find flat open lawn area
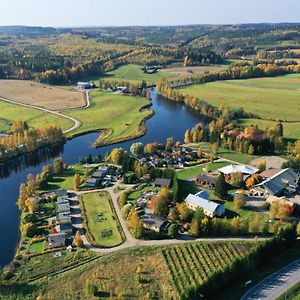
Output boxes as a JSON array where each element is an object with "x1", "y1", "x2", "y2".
[
  {"x1": 82, "y1": 192, "x2": 123, "y2": 247},
  {"x1": 163, "y1": 63, "x2": 227, "y2": 78},
  {"x1": 0, "y1": 80, "x2": 85, "y2": 110},
  {"x1": 180, "y1": 74, "x2": 300, "y2": 134},
  {"x1": 41, "y1": 165, "x2": 88, "y2": 191},
  {"x1": 101, "y1": 64, "x2": 173, "y2": 84},
  {"x1": 0, "y1": 100, "x2": 73, "y2": 133},
  {"x1": 65, "y1": 90, "x2": 153, "y2": 144}
]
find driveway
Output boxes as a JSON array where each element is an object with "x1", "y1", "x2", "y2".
[{"x1": 242, "y1": 259, "x2": 300, "y2": 300}]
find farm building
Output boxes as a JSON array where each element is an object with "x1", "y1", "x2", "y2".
[
  {"x1": 218, "y1": 164, "x2": 259, "y2": 182},
  {"x1": 196, "y1": 174, "x2": 216, "y2": 188},
  {"x1": 252, "y1": 168, "x2": 299, "y2": 197},
  {"x1": 185, "y1": 194, "x2": 225, "y2": 217},
  {"x1": 76, "y1": 82, "x2": 95, "y2": 89},
  {"x1": 154, "y1": 178, "x2": 171, "y2": 188}
]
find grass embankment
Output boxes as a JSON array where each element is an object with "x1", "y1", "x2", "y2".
[
  {"x1": 0, "y1": 100, "x2": 73, "y2": 133},
  {"x1": 180, "y1": 74, "x2": 300, "y2": 139},
  {"x1": 81, "y1": 192, "x2": 123, "y2": 247},
  {"x1": 64, "y1": 90, "x2": 153, "y2": 145},
  {"x1": 277, "y1": 281, "x2": 300, "y2": 300}
]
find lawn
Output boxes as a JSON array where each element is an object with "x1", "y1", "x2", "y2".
[
  {"x1": 0, "y1": 100, "x2": 73, "y2": 133},
  {"x1": 177, "y1": 161, "x2": 230, "y2": 180},
  {"x1": 28, "y1": 241, "x2": 45, "y2": 253},
  {"x1": 41, "y1": 165, "x2": 90, "y2": 191},
  {"x1": 127, "y1": 186, "x2": 160, "y2": 203},
  {"x1": 0, "y1": 80, "x2": 85, "y2": 110},
  {"x1": 64, "y1": 90, "x2": 153, "y2": 144},
  {"x1": 100, "y1": 64, "x2": 173, "y2": 84},
  {"x1": 180, "y1": 74, "x2": 300, "y2": 138},
  {"x1": 82, "y1": 192, "x2": 123, "y2": 247}
]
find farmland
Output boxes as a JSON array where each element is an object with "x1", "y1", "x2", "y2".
[
  {"x1": 161, "y1": 242, "x2": 255, "y2": 297},
  {"x1": 64, "y1": 90, "x2": 153, "y2": 144},
  {"x1": 0, "y1": 80, "x2": 85, "y2": 110},
  {"x1": 84, "y1": 64, "x2": 173, "y2": 85},
  {"x1": 180, "y1": 74, "x2": 300, "y2": 139},
  {"x1": 81, "y1": 192, "x2": 123, "y2": 247},
  {"x1": 0, "y1": 100, "x2": 73, "y2": 133}
]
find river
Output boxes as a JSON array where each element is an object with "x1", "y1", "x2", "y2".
[{"x1": 0, "y1": 89, "x2": 207, "y2": 267}]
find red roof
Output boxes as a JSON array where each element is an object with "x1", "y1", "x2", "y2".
[{"x1": 260, "y1": 168, "x2": 282, "y2": 178}]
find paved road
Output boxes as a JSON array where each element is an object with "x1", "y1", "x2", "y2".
[
  {"x1": 242, "y1": 259, "x2": 300, "y2": 300},
  {"x1": 0, "y1": 90, "x2": 90, "y2": 134}
]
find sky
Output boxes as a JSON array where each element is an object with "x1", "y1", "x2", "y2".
[{"x1": 0, "y1": 0, "x2": 299, "y2": 27}]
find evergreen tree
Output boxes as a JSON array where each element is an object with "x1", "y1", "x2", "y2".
[{"x1": 214, "y1": 174, "x2": 228, "y2": 199}]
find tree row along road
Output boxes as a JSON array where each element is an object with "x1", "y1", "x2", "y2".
[{"x1": 0, "y1": 90, "x2": 90, "y2": 134}]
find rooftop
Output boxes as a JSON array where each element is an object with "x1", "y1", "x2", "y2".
[
  {"x1": 218, "y1": 164, "x2": 258, "y2": 175},
  {"x1": 186, "y1": 194, "x2": 222, "y2": 213},
  {"x1": 154, "y1": 178, "x2": 171, "y2": 188}
]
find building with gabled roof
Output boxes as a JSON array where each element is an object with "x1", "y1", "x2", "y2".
[{"x1": 185, "y1": 194, "x2": 225, "y2": 218}]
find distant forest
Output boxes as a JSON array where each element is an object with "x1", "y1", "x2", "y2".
[{"x1": 0, "y1": 23, "x2": 300, "y2": 84}]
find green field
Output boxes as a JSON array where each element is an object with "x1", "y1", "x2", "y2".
[
  {"x1": 181, "y1": 74, "x2": 300, "y2": 139},
  {"x1": 82, "y1": 192, "x2": 123, "y2": 247},
  {"x1": 177, "y1": 161, "x2": 230, "y2": 180},
  {"x1": 102, "y1": 64, "x2": 173, "y2": 84},
  {"x1": 65, "y1": 90, "x2": 152, "y2": 144},
  {"x1": 41, "y1": 165, "x2": 88, "y2": 191},
  {"x1": 0, "y1": 100, "x2": 73, "y2": 133}
]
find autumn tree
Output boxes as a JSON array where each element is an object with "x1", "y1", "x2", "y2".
[
  {"x1": 257, "y1": 160, "x2": 267, "y2": 173},
  {"x1": 53, "y1": 157, "x2": 64, "y2": 174},
  {"x1": 190, "y1": 217, "x2": 201, "y2": 237},
  {"x1": 231, "y1": 216, "x2": 240, "y2": 234},
  {"x1": 130, "y1": 143, "x2": 144, "y2": 157},
  {"x1": 249, "y1": 215, "x2": 261, "y2": 233},
  {"x1": 74, "y1": 174, "x2": 81, "y2": 191},
  {"x1": 176, "y1": 203, "x2": 192, "y2": 222},
  {"x1": 74, "y1": 230, "x2": 84, "y2": 248},
  {"x1": 230, "y1": 172, "x2": 244, "y2": 188},
  {"x1": 184, "y1": 129, "x2": 192, "y2": 144},
  {"x1": 165, "y1": 137, "x2": 174, "y2": 150},
  {"x1": 18, "y1": 183, "x2": 29, "y2": 209},
  {"x1": 25, "y1": 198, "x2": 38, "y2": 213},
  {"x1": 127, "y1": 209, "x2": 144, "y2": 238},
  {"x1": 234, "y1": 193, "x2": 247, "y2": 210}
]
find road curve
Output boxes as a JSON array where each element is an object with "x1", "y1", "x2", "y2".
[
  {"x1": 72, "y1": 183, "x2": 267, "y2": 255},
  {"x1": 242, "y1": 259, "x2": 300, "y2": 300},
  {"x1": 0, "y1": 91, "x2": 91, "y2": 134}
]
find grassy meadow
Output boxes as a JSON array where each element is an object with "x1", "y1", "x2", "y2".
[
  {"x1": 180, "y1": 74, "x2": 300, "y2": 139},
  {"x1": 0, "y1": 100, "x2": 73, "y2": 133},
  {"x1": 81, "y1": 192, "x2": 123, "y2": 247},
  {"x1": 65, "y1": 90, "x2": 153, "y2": 144}
]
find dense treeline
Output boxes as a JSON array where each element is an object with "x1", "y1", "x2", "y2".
[{"x1": 0, "y1": 121, "x2": 64, "y2": 162}]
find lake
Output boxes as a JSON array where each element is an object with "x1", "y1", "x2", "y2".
[{"x1": 0, "y1": 89, "x2": 207, "y2": 266}]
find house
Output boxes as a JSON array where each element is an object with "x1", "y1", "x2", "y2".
[
  {"x1": 92, "y1": 171, "x2": 104, "y2": 179},
  {"x1": 195, "y1": 190, "x2": 209, "y2": 199},
  {"x1": 140, "y1": 214, "x2": 170, "y2": 233},
  {"x1": 46, "y1": 233, "x2": 66, "y2": 249},
  {"x1": 86, "y1": 178, "x2": 99, "y2": 188},
  {"x1": 57, "y1": 203, "x2": 70, "y2": 214},
  {"x1": 56, "y1": 190, "x2": 68, "y2": 199},
  {"x1": 196, "y1": 174, "x2": 217, "y2": 188},
  {"x1": 253, "y1": 168, "x2": 299, "y2": 197},
  {"x1": 116, "y1": 86, "x2": 130, "y2": 94},
  {"x1": 76, "y1": 82, "x2": 95, "y2": 90},
  {"x1": 154, "y1": 178, "x2": 171, "y2": 188},
  {"x1": 98, "y1": 166, "x2": 109, "y2": 175},
  {"x1": 185, "y1": 194, "x2": 225, "y2": 217},
  {"x1": 58, "y1": 222, "x2": 73, "y2": 234},
  {"x1": 260, "y1": 168, "x2": 282, "y2": 179}
]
